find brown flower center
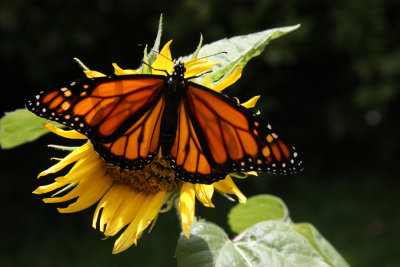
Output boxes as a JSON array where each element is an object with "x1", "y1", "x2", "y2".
[{"x1": 105, "y1": 157, "x2": 182, "y2": 193}]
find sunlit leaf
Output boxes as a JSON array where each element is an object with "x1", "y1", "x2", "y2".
[
  {"x1": 180, "y1": 25, "x2": 300, "y2": 84},
  {"x1": 293, "y1": 223, "x2": 350, "y2": 267},
  {"x1": 176, "y1": 221, "x2": 329, "y2": 267},
  {"x1": 0, "y1": 109, "x2": 60, "y2": 149},
  {"x1": 228, "y1": 194, "x2": 288, "y2": 234}
]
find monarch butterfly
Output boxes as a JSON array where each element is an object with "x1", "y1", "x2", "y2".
[{"x1": 26, "y1": 62, "x2": 303, "y2": 184}]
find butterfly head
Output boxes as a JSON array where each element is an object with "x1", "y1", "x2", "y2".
[
  {"x1": 166, "y1": 62, "x2": 188, "y2": 95},
  {"x1": 172, "y1": 62, "x2": 186, "y2": 78}
]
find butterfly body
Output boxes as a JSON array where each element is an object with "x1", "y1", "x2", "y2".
[
  {"x1": 26, "y1": 63, "x2": 303, "y2": 184},
  {"x1": 159, "y1": 63, "x2": 188, "y2": 156}
]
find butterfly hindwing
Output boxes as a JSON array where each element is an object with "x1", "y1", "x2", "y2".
[
  {"x1": 93, "y1": 95, "x2": 165, "y2": 169},
  {"x1": 169, "y1": 100, "x2": 227, "y2": 184}
]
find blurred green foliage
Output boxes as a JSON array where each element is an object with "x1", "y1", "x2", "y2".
[{"x1": 1, "y1": 0, "x2": 399, "y2": 266}]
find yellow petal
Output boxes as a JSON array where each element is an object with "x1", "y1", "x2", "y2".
[
  {"x1": 211, "y1": 66, "x2": 243, "y2": 92},
  {"x1": 112, "y1": 190, "x2": 166, "y2": 254},
  {"x1": 93, "y1": 184, "x2": 128, "y2": 231},
  {"x1": 241, "y1": 95, "x2": 260, "y2": 109},
  {"x1": 42, "y1": 187, "x2": 80, "y2": 204},
  {"x1": 112, "y1": 63, "x2": 140, "y2": 75},
  {"x1": 58, "y1": 173, "x2": 113, "y2": 213},
  {"x1": 134, "y1": 190, "x2": 166, "y2": 237},
  {"x1": 55, "y1": 152, "x2": 101, "y2": 184},
  {"x1": 43, "y1": 123, "x2": 87, "y2": 139},
  {"x1": 195, "y1": 184, "x2": 215, "y2": 208},
  {"x1": 244, "y1": 171, "x2": 258, "y2": 176},
  {"x1": 83, "y1": 70, "x2": 106, "y2": 78},
  {"x1": 38, "y1": 142, "x2": 92, "y2": 178},
  {"x1": 151, "y1": 40, "x2": 174, "y2": 75},
  {"x1": 178, "y1": 183, "x2": 195, "y2": 238},
  {"x1": 214, "y1": 175, "x2": 247, "y2": 203},
  {"x1": 184, "y1": 59, "x2": 218, "y2": 78},
  {"x1": 111, "y1": 197, "x2": 148, "y2": 253},
  {"x1": 104, "y1": 189, "x2": 147, "y2": 236},
  {"x1": 42, "y1": 162, "x2": 106, "y2": 204},
  {"x1": 33, "y1": 181, "x2": 66, "y2": 194}
]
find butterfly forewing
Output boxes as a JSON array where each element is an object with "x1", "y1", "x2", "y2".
[{"x1": 26, "y1": 75, "x2": 166, "y2": 170}]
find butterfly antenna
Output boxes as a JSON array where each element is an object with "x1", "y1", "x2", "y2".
[
  {"x1": 185, "y1": 51, "x2": 228, "y2": 80},
  {"x1": 191, "y1": 51, "x2": 228, "y2": 63},
  {"x1": 141, "y1": 60, "x2": 169, "y2": 76},
  {"x1": 186, "y1": 70, "x2": 213, "y2": 80},
  {"x1": 149, "y1": 49, "x2": 174, "y2": 63}
]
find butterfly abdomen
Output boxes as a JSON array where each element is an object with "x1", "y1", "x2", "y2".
[{"x1": 160, "y1": 96, "x2": 180, "y2": 156}]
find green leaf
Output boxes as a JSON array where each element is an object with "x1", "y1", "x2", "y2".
[
  {"x1": 293, "y1": 223, "x2": 350, "y2": 267},
  {"x1": 176, "y1": 221, "x2": 329, "y2": 267},
  {"x1": 0, "y1": 109, "x2": 58, "y2": 149},
  {"x1": 176, "y1": 221, "x2": 244, "y2": 267},
  {"x1": 228, "y1": 194, "x2": 288, "y2": 234},
  {"x1": 180, "y1": 24, "x2": 300, "y2": 83}
]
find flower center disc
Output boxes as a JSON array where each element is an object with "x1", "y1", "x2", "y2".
[{"x1": 105, "y1": 157, "x2": 182, "y2": 193}]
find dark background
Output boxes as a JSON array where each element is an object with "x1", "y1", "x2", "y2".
[{"x1": 1, "y1": 0, "x2": 399, "y2": 266}]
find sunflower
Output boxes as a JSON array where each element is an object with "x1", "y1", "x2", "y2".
[{"x1": 33, "y1": 41, "x2": 259, "y2": 254}]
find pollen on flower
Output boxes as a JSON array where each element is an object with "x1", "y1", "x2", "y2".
[{"x1": 105, "y1": 157, "x2": 182, "y2": 193}]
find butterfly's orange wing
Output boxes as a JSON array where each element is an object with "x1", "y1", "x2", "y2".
[
  {"x1": 169, "y1": 83, "x2": 303, "y2": 183},
  {"x1": 26, "y1": 75, "x2": 166, "y2": 169},
  {"x1": 93, "y1": 94, "x2": 165, "y2": 169},
  {"x1": 170, "y1": 100, "x2": 227, "y2": 183}
]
